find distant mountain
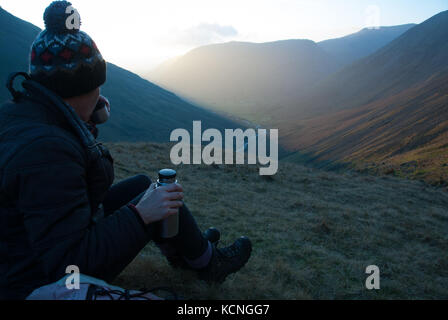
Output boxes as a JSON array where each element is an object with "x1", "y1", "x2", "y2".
[
  {"x1": 0, "y1": 7, "x2": 239, "y2": 143},
  {"x1": 149, "y1": 25, "x2": 413, "y2": 123},
  {"x1": 279, "y1": 12, "x2": 448, "y2": 121},
  {"x1": 149, "y1": 40, "x2": 341, "y2": 122},
  {"x1": 318, "y1": 24, "x2": 415, "y2": 67},
  {"x1": 281, "y1": 11, "x2": 448, "y2": 184}
]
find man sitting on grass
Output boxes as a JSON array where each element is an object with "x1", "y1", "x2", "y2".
[{"x1": 0, "y1": 1, "x2": 252, "y2": 300}]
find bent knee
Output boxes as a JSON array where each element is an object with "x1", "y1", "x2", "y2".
[{"x1": 134, "y1": 174, "x2": 152, "y2": 190}]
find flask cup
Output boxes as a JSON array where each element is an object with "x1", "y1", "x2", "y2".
[{"x1": 157, "y1": 169, "x2": 179, "y2": 239}]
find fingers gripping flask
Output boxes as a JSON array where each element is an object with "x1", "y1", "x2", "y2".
[{"x1": 157, "y1": 169, "x2": 180, "y2": 238}]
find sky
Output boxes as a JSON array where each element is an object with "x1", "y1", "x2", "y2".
[{"x1": 1, "y1": 0, "x2": 447, "y2": 75}]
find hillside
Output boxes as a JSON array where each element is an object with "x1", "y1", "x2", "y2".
[
  {"x1": 318, "y1": 24, "x2": 415, "y2": 67},
  {"x1": 106, "y1": 142, "x2": 448, "y2": 299},
  {"x1": 0, "y1": 7, "x2": 239, "y2": 143},
  {"x1": 279, "y1": 11, "x2": 448, "y2": 185},
  {"x1": 283, "y1": 73, "x2": 448, "y2": 183},
  {"x1": 0, "y1": 6, "x2": 41, "y2": 100}
]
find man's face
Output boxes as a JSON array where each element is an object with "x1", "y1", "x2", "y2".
[
  {"x1": 62, "y1": 87, "x2": 103, "y2": 122},
  {"x1": 91, "y1": 87, "x2": 101, "y2": 113}
]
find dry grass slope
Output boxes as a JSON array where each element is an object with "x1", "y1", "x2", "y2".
[
  {"x1": 107, "y1": 142, "x2": 448, "y2": 300},
  {"x1": 282, "y1": 73, "x2": 448, "y2": 186}
]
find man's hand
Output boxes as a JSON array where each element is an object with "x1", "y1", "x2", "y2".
[{"x1": 135, "y1": 183, "x2": 184, "y2": 225}]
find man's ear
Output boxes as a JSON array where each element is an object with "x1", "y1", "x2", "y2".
[{"x1": 90, "y1": 95, "x2": 111, "y2": 125}]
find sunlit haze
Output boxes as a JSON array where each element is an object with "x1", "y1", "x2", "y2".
[{"x1": 1, "y1": 0, "x2": 447, "y2": 75}]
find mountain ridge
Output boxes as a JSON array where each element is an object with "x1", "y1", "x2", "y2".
[
  {"x1": 149, "y1": 24, "x2": 415, "y2": 123},
  {"x1": 279, "y1": 10, "x2": 448, "y2": 121},
  {"x1": 318, "y1": 24, "x2": 416, "y2": 67}
]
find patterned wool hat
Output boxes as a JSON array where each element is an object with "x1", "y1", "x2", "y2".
[{"x1": 29, "y1": 1, "x2": 106, "y2": 98}]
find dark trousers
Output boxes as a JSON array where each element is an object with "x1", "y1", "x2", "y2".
[{"x1": 102, "y1": 175, "x2": 208, "y2": 260}]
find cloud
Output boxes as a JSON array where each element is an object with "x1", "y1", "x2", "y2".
[
  {"x1": 194, "y1": 23, "x2": 239, "y2": 38},
  {"x1": 174, "y1": 23, "x2": 239, "y2": 46}
]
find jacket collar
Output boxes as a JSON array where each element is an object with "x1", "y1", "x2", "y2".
[
  {"x1": 22, "y1": 79, "x2": 105, "y2": 165},
  {"x1": 22, "y1": 79, "x2": 97, "y2": 148},
  {"x1": 6, "y1": 72, "x2": 104, "y2": 161}
]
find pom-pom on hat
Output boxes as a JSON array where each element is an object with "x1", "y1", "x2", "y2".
[
  {"x1": 29, "y1": 1, "x2": 106, "y2": 98},
  {"x1": 43, "y1": 0, "x2": 81, "y2": 34}
]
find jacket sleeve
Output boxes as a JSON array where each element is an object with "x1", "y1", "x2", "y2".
[{"x1": 7, "y1": 136, "x2": 151, "y2": 282}]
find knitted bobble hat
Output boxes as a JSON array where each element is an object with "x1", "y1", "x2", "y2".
[{"x1": 29, "y1": 1, "x2": 106, "y2": 98}]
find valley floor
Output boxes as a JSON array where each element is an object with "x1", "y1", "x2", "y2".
[{"x1": 108, "y1": 142, "x2": 448, "y2": 299}]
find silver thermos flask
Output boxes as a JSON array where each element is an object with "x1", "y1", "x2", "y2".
[{"x1": 157, "y1": 169, "x2": 180, "y2": 238}]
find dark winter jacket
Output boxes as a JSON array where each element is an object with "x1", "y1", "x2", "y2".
[{"x1": 0, "y1": 74, "x2": 151, "y2": 300}]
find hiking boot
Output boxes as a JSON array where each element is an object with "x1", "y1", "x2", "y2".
[
  {"x1": 167, "y1": 228, "x2": 221, "y2": 269},
  {"x1": 197, "y1": 236, "x2": 252, "y2": 284}
]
